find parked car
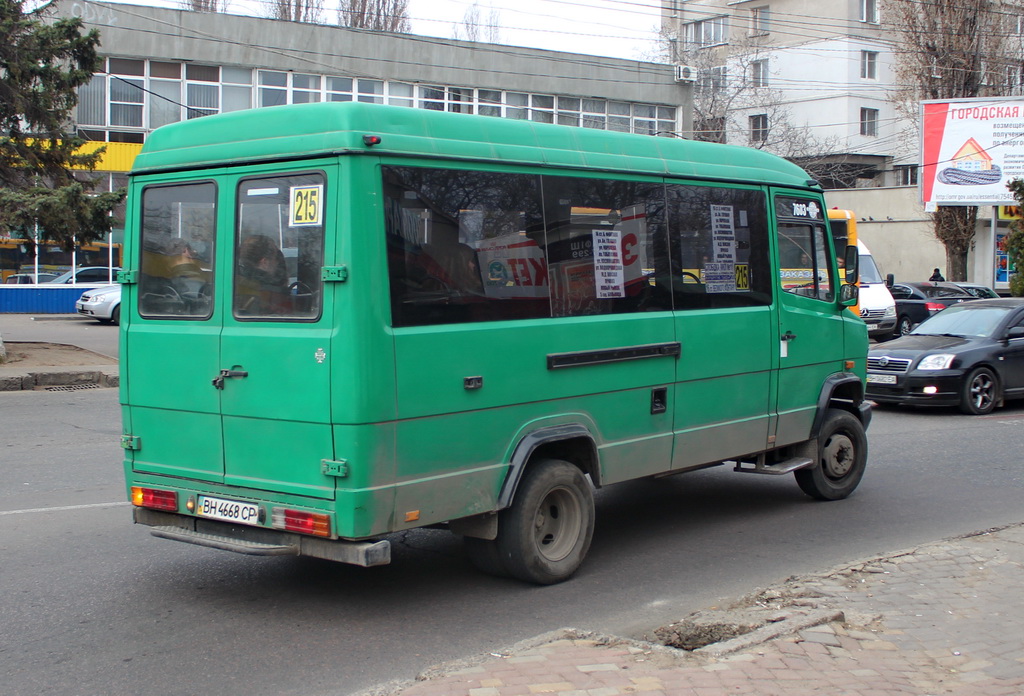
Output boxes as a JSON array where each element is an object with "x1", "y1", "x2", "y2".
[
  {"x1": 75, "y1": 284, "x2": 121, "y2": 324},
  {"x1": 3, "y1": 272, "x2": 59, "y2": 284},
  {"x1": 46, "y1": 266, "x2": 121, "y2": 285},
  {"x1": 954, "y1": 282, "x2": 1000, "y2": 299},
  {"x1": 866, "y1": 298, "x2": 1024, "y2": 415},
  {"x1": 888, "y1": 281, "x2": 977, "y2": 337}
]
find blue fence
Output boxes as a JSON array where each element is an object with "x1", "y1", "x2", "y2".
[{"x1": 0, "y1": 287, "x2": 93, "y2": 314}]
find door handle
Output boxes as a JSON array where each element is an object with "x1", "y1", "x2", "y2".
[
  {"x1": 212, "y1": 369, "x2": 249, "y2": 390},
  {"x1": 781, "y1": 331, "x2": 797, "y2": 341}
]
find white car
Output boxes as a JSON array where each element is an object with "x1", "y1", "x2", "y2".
[{"x1": 76, "y1": 284, "x2": 122, "y2": 324}]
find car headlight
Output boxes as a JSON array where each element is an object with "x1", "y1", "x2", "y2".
[
  {"x1": 917, "y1": 354, "x2": 955, "y2": 370},
  {"x1": 883, "y1": 305, "x2": 896, "y2": 318}
]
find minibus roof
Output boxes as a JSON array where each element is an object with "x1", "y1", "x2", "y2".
[{"x1": 131, "y1": 102, "x2": 816, "y2": 189}]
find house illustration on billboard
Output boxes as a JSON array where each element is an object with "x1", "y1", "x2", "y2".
[{"x1": 951, "y1": 138, "x2": 994, "y2": 171}]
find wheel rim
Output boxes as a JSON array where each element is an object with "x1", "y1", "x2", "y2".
[
  {"x1": 970, "y1": 372, "x2": 995, "y2": 411},
  {"x1": 532, "y1": 485, "x2": 583, "y2": 563},
  {"x1": 821, "y1": 432, "x2": 855, "y2": 480},
  {"x1": 900, "y1": 318, "x2": 911, "y2": 335}
]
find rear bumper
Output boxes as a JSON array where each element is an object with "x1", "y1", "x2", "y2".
[{"x1": 134, "y1": 507, "x2": 391, "y2": 567}]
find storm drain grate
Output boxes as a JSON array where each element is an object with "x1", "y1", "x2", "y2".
[{"x1": 41, "y1": 383, "x2": 102, "y2": 392}]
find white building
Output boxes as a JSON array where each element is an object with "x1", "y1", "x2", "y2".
[{"x1": 662, "y1": 0, "x2": 915, "y2": 188}]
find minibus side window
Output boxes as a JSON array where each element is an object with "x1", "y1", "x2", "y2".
[
  {"x1": 778, "y1": 222, "x2": 835, "y2": 302},
  {"x1": 138, "y1": 182, "x2": 216, "y2": 319},
  {"x1": 540, "y1": 175, "x2": 670, "y2": 317},
  {"x1": 384, "y1": 166, "x2": 547, "y2": 326},
  {"x1": 234, "y1": 173, "x2": 325, "y2": 320},
  {"x1": 383, "y1": 166, "x2": 672, "y2": 326},
  {"x1": 665, "y1": 184, "x2": 772, "y2": 309}
]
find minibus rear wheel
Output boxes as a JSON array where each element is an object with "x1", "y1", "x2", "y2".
[
  {"x1": 794, "y1": 408, "x2": 867, "y2": 501},
  {"x1": 497, "y1": 458, "x2": 595, "y2": 585}
]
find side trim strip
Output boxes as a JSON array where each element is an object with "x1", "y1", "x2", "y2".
[{"x1": 547, "y1": 342, "x2": 681, "y2": 370}]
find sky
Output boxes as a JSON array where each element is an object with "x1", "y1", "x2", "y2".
[{"x1": 72, "y1": 0, "x2": 666, "y2": 61}]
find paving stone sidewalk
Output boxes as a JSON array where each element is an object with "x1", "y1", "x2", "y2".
[{"x1": 366, "y1": 523, "x2": 1024, "y2": 696}]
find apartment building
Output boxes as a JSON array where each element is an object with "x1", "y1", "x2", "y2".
[{"x1": 662, "y1": 0, "x2": 910, "y2": 188}]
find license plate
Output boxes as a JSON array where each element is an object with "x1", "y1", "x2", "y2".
[
  {"x1": 866, "y1": 373, "x2": 897, "y2": 385},
  {"x1": 197, "y1": 496, "x2": 261, "y2": 526}
]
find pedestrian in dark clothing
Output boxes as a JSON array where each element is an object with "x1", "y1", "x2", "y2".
[{"x1": 929, "y1": 268, "x2": 945, "y2": 282}]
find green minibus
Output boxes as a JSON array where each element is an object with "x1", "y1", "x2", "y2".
[{"x1": 121, "y1": 102, "x2": 869, "y2": 584}]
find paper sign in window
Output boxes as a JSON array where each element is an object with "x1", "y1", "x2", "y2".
[
  {"x1": 592, "y1": 229, "x2": 625, "y2": 298},
  {"x1": 289, "y1": 185, "x2": 323, "y2": 227}
]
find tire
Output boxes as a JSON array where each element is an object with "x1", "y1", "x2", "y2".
[
  {"x1": 110, "y1": 305, "x2": 120, "y2": 326},
  {"x1": 463, "y1": 537, "x2": 508, "y2": 578},
  {"x1": 794, "y1": 408, "x2": 868, "y2": 501},
  {"x1": 495, "y1": 459, "x2": 595, "y2": 585},
  {"x1": 897, "y1": 315, "x2": 913, "y2": 337},
  {"x1": 959, "y1": 367, "x2": 998, "y2": 415}
]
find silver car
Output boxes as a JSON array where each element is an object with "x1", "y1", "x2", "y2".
[{"x1": 76, "y1": 284, "x2": 122, "y2": 324}]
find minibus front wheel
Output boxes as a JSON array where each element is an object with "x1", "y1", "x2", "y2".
[
  {"x1": 794, "y1": 408, "x2": 868, "y2": 501},
  {"x1": 496, "y1": 458, "x2": 595, "y2": 585}
]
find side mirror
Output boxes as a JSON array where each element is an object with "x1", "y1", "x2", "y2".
[
  {"x1": 1007, "y1": 326, "x2": 1024, "y2": 340},
  {"x1": 840, "y1": 282, "x2": 859, "y2": 306},
  {"x1": 843, "y1": 245, "x2": 859, "y2": 285},
  {"x1": 885, "y1": 273, "x2": 894, "y2": 288}
]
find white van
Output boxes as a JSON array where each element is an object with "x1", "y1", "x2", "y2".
[{"x1": 857, "y1": 240, "x2": 896, "y2": 340}]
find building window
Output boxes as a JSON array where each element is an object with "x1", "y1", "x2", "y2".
[
  {"x1": 356, "y1": 79, "x2": 384, "y2": 104},
  {"x1": 700, "y1": 66, "x2": 727, "y2": 94},
  {"x1": 860, "y1": 51, "x2": 878, "y2": 80},
  {"x1": 751, "y1": 60, "x2": 768, "y2": 87},
  {"x1": 327, "y1": 77, "x2": 354, "y2": 102},
  {"x1": 684, "y1": 16, "x2": 729, "y2": 48},
  {"x1": 860, "y1": 108, "x2": 879, "y2": 136},
  {"x1": 861, "y1": 0, "x2": 878, "y2": 23},
  {"x1": 389, "y1": 82, "x2": 415, "y2": 108},
  {"x1": 222, "y1": 67, "x2": 252, "y2": 113},
  {"x1": 258, "y1": 70, "x2": 288, "y2": 107},
  {"x1": 750, "y1": 6, "x2": 770, "y2": 36},
  {"x1": 750, "y1": 114, "x2": 768, "y2": 143},
  {"x1": 895, "y1": 165, "x2": 918, "y2": 186},
  {"x1": 291, "y1": 73, "x2": 321, "y2": 104}
]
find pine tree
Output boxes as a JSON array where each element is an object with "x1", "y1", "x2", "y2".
[{"x1": 0, "y1": 0, "x2": 124, "y2": 248}]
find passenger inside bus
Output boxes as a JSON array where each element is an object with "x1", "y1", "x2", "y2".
[{"x1": 235, "y1": 234, "x2": 288, "y2": 316}]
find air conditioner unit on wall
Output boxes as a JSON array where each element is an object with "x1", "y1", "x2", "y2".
[{"x1": 675, "y1": 65, "x2": 698, "y2": 83}]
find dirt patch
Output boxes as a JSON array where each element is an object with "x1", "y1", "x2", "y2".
[{"x1": 0, "y1": 341, "x2": 114, "y2": 367}]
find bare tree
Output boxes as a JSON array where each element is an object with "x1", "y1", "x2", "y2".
[
  {"x1": 267, "y1": 0, "x2": 324, "y2": 23},
  {"x1": 453, "y1": 2, "x2": 502, "y2": 43},
  {"x1": 886, "y1": 0, "x2": 1024, "y2": 281},
  {"x1": 180, "y1": 0, "x2": 223, "y2": 12},
  {"x1": 339, "y1": 0, "x2": 411, "y2": 32}
]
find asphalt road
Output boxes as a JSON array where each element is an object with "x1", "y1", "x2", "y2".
[{"x1": 3, "y1": 385, "x2": 1024, "y2": 696}]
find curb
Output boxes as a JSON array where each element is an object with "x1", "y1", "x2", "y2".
[{"x1": 0, "y1": 365, "x2": 119, "y2": 391}]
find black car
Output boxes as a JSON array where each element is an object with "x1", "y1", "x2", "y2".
[
  {"x1": 888, "y1": 281, "x2": 976, "y2": 337},
  {"x1": 866, "y1": 298, "x2": 1024, "y2": 414}
]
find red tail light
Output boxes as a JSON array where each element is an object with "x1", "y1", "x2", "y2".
[
  {"x1": 925, "y1": 302, "x2": 945, "y2": 313},
  {"x1": 271, "y1": 508, "x2": 331, "y2": 537},
  {"x1": 131, "y1": 486, "x2": 178, "y2": 511}
]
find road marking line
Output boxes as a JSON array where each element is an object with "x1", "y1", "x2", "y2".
[{"x1": 0, "y1": 501, "x2": 128, "y2": 516}]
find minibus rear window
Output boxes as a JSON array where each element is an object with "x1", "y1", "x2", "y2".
[{"x1": 138, "y1": 182, "x2": 216, "y2": 320}]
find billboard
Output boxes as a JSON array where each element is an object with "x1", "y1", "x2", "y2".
[{"x1": 921, "y1": 98, "x2": 1024, "y2": 207}]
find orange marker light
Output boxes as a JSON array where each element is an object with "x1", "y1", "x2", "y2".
[{"x1": 404, "y1": 510, "x2": 420, "y2": 523}]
